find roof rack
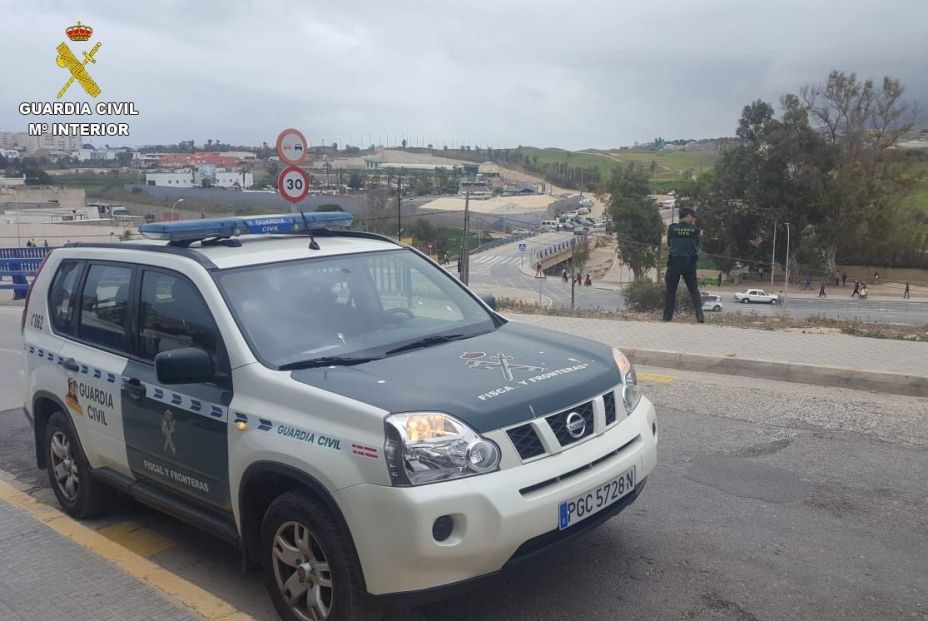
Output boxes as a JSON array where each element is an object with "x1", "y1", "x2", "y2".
[{"x1": 138, "y1": 212, "x2": 352, "y2": 246}]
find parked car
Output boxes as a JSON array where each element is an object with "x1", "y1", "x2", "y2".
[
  {"x1": 701, "y1": 293, "x2": 724, "y2": 312},
  {"x1": 21, "y1": 211, "x2": 657, "y2": 620},
  {"x1": 734, "y1": 288, "x2": 779, "y2": 304}
]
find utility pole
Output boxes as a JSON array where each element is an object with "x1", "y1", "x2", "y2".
[
  {"x1": 570, "y1": 242, "x2": 576, "y2": 309},
  {"x1": 397, "y1": 174, "x2": 402, "y2": 240},
  {"x1": 783, "y1": 222, "x2": 791, "y2": 308},
  {"x1": 770, "y1": 217, "x2": 778, "y2": 289},
  {"x1": 461, "y1": 191, "x2": 471, "y2": 285}
]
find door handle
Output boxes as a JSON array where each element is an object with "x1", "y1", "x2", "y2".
[
  {"x1": 62, "y1": 357, "x2": 80, "y2": 372},
  {"x1": 122, "y1": 377, "x2": 146, "y2": 400}
]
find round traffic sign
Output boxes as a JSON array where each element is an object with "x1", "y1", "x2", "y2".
[
  {"x1": 276, "y1": 128, "x2": 308, "y2": 166},
  {"x1": 277, "y1": 165, "x2": 310, "y2": 204}
]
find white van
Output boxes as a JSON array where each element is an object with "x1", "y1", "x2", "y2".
[{"x1": 540, "y1": 220, "x2": 558, "y2": 231}]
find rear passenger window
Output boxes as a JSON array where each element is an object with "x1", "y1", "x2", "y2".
[
  {"x1": 139, "y1": 271, "x2": 220, "y2": 363},
  {"x1": 78, "y1": 264, "x2": 133, "y2": 352},
  {"x1": 48, "y1": 261, "x2": 82, "y2": 334}
]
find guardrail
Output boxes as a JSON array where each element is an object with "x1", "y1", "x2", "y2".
[
  {"x1": 471, "y1": 231, "x2": 536, "y2": 255},
  {"x1": 0, "y1": 247, "x2": 54, "y2": 299}
]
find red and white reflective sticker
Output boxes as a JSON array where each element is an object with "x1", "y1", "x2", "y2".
[{"x1": 351, "y1": 443, "x2": 379, "y2": 459}]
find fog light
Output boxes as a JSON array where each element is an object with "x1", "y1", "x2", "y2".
[{"x1": 432, "y1": 515, "x2": 454, "y2": 542}]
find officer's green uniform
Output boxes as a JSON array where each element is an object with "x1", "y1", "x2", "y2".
[{"x1": 663, "y1": 221, "x2": 704, "y2": 322}]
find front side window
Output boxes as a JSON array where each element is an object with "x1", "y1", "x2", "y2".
[
  {"x1": 138, "y1": 270, "x2": 221, "y2": 363},
  {"x1": 78, "y1": 264, "x2": 132, "y2": 352},
  {"x1": 48, "y1": 260, "x2": 82, "y2": 334},
  {"x1": 216, "y1": 249, "x2": 495, "y2": 368}
]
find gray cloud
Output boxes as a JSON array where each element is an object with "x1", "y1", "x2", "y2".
[{"x1": 2, "y1": 0, "x2": 926, "y2": 149}]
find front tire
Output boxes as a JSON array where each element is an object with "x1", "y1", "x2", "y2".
[
  {"x1": 713, "y1": 305, "x2": 721, "y2": 312},
  {"x1": 44, "y1": 411, "x2": 111, "y2": 518},
  {"x1": 771, "y1": 299, "x2": 778, "y2": 305},
  {"x1": 741, "y1": 298, "x2": 749, "y2": 304},
  {"x1": 261, "y1": 491, "x2": 375, "y2": 621}
]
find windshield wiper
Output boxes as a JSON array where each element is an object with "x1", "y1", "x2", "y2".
[
  {"x1": 384, "y1": 334, "x2": 467, "y2": 356},
  {"x1": 278, "y1": 355, "x2": 382, "y2": 371}
]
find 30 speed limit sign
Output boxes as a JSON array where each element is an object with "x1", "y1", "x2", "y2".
[{"x1": 277, "y1": 165, "x2": 310, "y2": 204}]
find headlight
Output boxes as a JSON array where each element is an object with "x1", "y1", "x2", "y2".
[
  {"x1": 613, "y1": 349, "x2": 642, "y2": 414},
  {"x1": 384, "y1": 413, "x2": 501, "y2": 486}
]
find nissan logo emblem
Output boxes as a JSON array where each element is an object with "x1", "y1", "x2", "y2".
[{"x1": 565, "y1": 411, "x2": 586, "y2": 439}]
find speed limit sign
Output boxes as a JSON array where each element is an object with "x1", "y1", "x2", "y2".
[{"x1": 277, "y1": 165, "x2": 310, "y2": 204}]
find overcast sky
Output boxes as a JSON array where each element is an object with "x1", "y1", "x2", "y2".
[{"x1": 3, "y1": 0, "x2": 926, "y2": 150}]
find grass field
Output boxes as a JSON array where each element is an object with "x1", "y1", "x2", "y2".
[
  {"x1": 905, "y1": 161, "x2": 928, "y2": 214},
  {"x1": 519, "y1": 146, "x2": 718, "y2": 191}
]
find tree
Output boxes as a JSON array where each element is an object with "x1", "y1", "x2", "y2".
[
  {"x1": 414, "y1": 177, "x2": 433, "y2": 196},
  {"x1": 315, "y1": 203, "x2": 344, "y2": 212},
  {"x1": 799, "y1": 71, "x2": 917, "y2": 273},
  {"x1": 401, "y1": 138, "x2": 407, "y2": 150},
  {"x1": 23, "y1": 168, "x2": 51, "y2": 185},
  {"x1": 347, "y1": 172, "x2": 363, "y2": 190},
  {"x1": 607, "y1": 163, "x2": 663, "y2": 280}
]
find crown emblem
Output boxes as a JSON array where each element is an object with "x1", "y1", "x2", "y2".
[{"x1": 65, "y1": 21, "x2": 93, "y2": 42}]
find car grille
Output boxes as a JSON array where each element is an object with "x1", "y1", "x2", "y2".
[
  {"x1": 603, "y1": 390, "x2": 617, "y2": 425},
  {"x1": 506, "y1": 424, "x2": 545, "y2": 460},
  {"x1": 546, "y1": 400, "x2": 595, "y2": 446}
]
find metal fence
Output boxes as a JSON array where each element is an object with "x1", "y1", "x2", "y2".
[{"x1": 0, "y1": 247, "x2": 54, "y2": 299}]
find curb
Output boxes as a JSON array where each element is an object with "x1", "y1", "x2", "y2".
[{"x1": 623, "y1": 348, "x2": 928, "y2": 398}]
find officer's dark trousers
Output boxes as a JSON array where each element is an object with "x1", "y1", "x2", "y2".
[{"x1": 663, "y1": 258, "x2": 704, "y2": 321}]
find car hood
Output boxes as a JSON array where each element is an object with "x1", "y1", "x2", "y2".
[{"x1": 289, "y1": 321, "x2": 621, "y2": 432}]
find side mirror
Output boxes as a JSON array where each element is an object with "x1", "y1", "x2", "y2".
[
  {"x1": 154, "y1": 348, "x2": 214, "y2": 385},
  {"x1": 480, "y1": 294, "x2": 497, "y2": 311}
]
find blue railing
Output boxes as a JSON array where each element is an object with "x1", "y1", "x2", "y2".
[{"x1": 0, "y1": 247, "x2": 54, "y2": 299}]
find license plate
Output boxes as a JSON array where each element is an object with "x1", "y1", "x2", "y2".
[{"x1": 558, "y1": 466, "x2": 636, "y2": 530}]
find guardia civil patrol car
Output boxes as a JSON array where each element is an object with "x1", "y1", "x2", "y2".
[{"x1": 21, "y1": 212, "x2": 658, "y2": 621}]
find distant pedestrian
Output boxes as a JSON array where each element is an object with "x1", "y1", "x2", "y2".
[
  {"x1": 562, "y1": 268, "x2": 569, "y2": 283},
  {"x1": 717, "y1": 272, "x2": 723, "y2": 287},
  {"x1": 803, "y1": 273, "x2": 813, "y2": 290},
  {"x1": 860, "y1": 283, "x2": 868, "y2": 299},
  {"x1": 903, "y1": 283, "x2": 910, "y2": 299},
  {"x1": 42, "y1": 239, "x2": 48, "y2": 247},
  {"x1": 457, "y1": 258, "x2": 462, "y2": 276},
  {"x1": 662, "y1": 207, "x2": 705, "y2": 323},
  {"x1": 873, "y1": 271, "x2": 880, "y2": 284},
  {"x1": 851, "y1": 280, "x2": 861, "y2": 297},
  {"x1": 584, "y1": 273, "x2": 592, "y2": 287},
  {"x1": 576, "y1": 273, "x2": 582, "y2": 286},
  {"x1": 834, "y1": 274, "x2": 839, "y2": 286},
  {"x1": 818, "y1": 282, "x2": 827, "y2": 298},
  {"x1": 25, "y1": 240, "x2": 33, "y2": 248},
  {"x1": 842, "y1": 272, "x2": 847, "y2": 287}
]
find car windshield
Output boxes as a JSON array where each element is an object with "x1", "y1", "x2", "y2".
[{"x1": 215, "y1": 248, "x2": 496, "y2": 368}]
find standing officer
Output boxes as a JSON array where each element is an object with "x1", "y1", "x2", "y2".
[{"x1": 663, "y1": 207, "x2": 705, "y2": 323}]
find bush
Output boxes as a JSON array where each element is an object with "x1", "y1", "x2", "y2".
[{"x1": 623, "y1": 277, "x2": 695, "y2": 312}]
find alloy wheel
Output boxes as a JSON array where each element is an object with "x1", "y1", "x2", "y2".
[
  {"x1": 50, "y1": 431, "x2": 79, "y2": 502},
  {"x1": 272, "y1": 520, "x2": 334, "y2": 621}
]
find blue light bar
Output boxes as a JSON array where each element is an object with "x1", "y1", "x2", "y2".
[{"x1": 138, "y1": 212, "x2": 353, "y2": 242}]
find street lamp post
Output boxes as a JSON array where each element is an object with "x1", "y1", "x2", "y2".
[
  {"x1": 783, "y1": 222, "x2": 791, "y2": 307},
  {"x1": 770, "y1": 217, "x2": 778, "y2": 289},
  {"x1": 170, "y1": 198, "x2": 185, "y2": 220}
]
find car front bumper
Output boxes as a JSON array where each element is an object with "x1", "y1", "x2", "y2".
[{"x1": 334, "y1": 397, "x2": 658, "y2": 596}]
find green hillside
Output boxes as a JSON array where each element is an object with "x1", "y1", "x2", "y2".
[{"x1": 518, "y1": 146, "x2": 719, "y2": 191}]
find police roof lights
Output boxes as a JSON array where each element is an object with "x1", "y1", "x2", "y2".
[{"x1": 138, "y1": 212, "x2": 353, "y2": 243}]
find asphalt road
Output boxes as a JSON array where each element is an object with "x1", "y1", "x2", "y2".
[
  {"x1": 1, "y1": 307, "x2": 926, "y2": 620},
  {"x1": 467, "y1": 235, "x2": 928, "y2": 325}
]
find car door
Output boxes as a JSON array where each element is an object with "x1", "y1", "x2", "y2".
[
  {"x1": 120, "y1": 268, "x2": 233, "y2": 512},
  {"x1": 57, "y1": 261, "x2": 136, "y2": 474}
]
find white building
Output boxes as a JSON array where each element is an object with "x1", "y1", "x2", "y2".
[
  {"x1": 145, "y1": 169, "x2": 253, "y2": 189},
  {"x1": 1, "y1": 148, "x2": 20, "y2": 159},
  {"x1": 145, "y1": 170, "x2": 196, "y2": 187},
  {"x1": 214, "y1": 171, "x2": 253, "y2": 188},
  {"x1": 0, "y1": 175, "x2": 26, "y2": 188},
  {"x1": 25, "y1": 133, "x2": 81, "y2": 153}
]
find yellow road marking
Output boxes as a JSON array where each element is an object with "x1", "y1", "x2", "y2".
[
  {"x1": 638, "y1": 372, "x2": 674, "y2": 383},
  {"x1": 97, "y1": 521, "x2": 176, "y2": 558},
  {"x1": 0, "y1": 478, "x2": 253, "y2": 621}
]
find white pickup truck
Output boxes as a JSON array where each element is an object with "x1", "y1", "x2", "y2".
[{"x1": 734, "y1": 288, "x2": 779, "y2": 304}]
